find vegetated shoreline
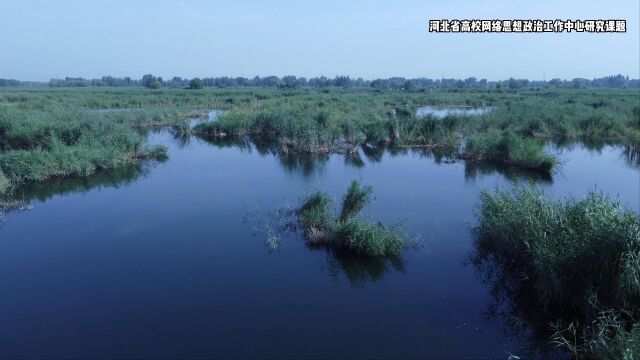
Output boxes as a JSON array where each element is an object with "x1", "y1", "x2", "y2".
[
  {"x1": 191, "y1": 87, "x2": 639, "y2": 174},
  {"x1": 1, "y1": 86, "x2": 638, "y2": 195},
  {"x1": 0, "y1": 87, "x2": 238, "y2": 196}
]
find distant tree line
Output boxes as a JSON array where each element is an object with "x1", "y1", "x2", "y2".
[{"x1": 0, "y1": 74, "x2": 637, "y2": 89}]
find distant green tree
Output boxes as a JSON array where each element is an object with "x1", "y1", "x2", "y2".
[
  {"x1": 281, "y1": 75, "x2": 298, "y2": 88},
  {"x1": 142, "y1": 74, "x2": 156, "y2": 88},
  {"x1": 508, "y1": 78, "x2": 529, "y2": 89},
  {"x1": 548, "y1": 78, "x2": 562, "y2": 88},
  {"x1": 189, "y1": 77, "x2": 204, "y2": 89}
]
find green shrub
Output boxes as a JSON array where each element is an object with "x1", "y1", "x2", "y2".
[{"x1": 189, "y1": 78, "x2": 204, "y2": 90}]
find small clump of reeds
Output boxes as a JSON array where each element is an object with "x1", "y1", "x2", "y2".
[
  {"x1": 463, "y1": 130, "x2": 556, "y2": 172},
  {"x1": 298, "y1": 181, "x2": 407, "y2": 256}
]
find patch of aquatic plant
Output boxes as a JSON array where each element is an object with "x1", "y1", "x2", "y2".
[
  {"x1": 0, "y1": 167, "x2": 10, "y2": 194},
  {"x1": 339, "y1": 180, "x2": 373, "y2": 221},
  {"x1": 470, "y1": 186, "x2": 640, "y2": 359},
  {"x1": 0, "y1": 103, "x2": 172, "y2": 191},
  {"x1": 170, "y1": 118, "x2": 198, "y2": 137},
  {"x1": 463, "y1": 131, "x2": 556, "y2": 171},
  {"x1": 0, "y1": 139, "x2": 166, "y2": 184},
  {"x1": 336, "y1": 219, "x2": 405, "y2": 256},
  {"x1": 298, "y1": 181, "x2": 408, "y2": 256},
  {"x1": 299, "y1": 191, "x2": 335, "y2": 244}
]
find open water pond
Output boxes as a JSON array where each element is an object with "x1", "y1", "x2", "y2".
[{"x1": 0, "y1": 129, "x2": 637, "y2": 358}]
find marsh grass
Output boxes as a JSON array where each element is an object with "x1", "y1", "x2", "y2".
[
  {"x1": 336, "y1": 219, "x2": 405, "y2": 256},
  {"x1": 471, "y1": 186, "x2": 640, "y2": 358},
  {"x1": 298, "y1": 181, "x2": 407, "y2": 256},
  {"x1": 299, "y1": 191, "x2": 334, "y2": 244},
  {"x1": 339, "y1": 180, "x2": 373, "y2": 221},
  {"x1": 1, "y1": 87, "x2": 637, "y2": 191},
  {"x1": 191, "y1": 88, "x2": 637, "y2": 172},
  {"x1": 463, "y1": 131, "x2": 556, "y2": 171},
  {"x1": 0, "y1": 97, "x2": 178, "y2": 193},
  {"x1": 0, "y1": 167, "x2": 10, "y2": 194}
]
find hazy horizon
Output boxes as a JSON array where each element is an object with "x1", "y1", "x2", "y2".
[{"x1": 1, "y1": 0, "x2": 638, "y2": 82}]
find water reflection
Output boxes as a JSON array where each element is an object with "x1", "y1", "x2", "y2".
[
  {"x1": 469, "y1": 258, "x2": 557, "y2": 358},
  {"x1": 304, "y1": 236, "x2": 407, "y2": 288},
  {"x1": 464, "y1": 160, "x2": 553, "y2": 183},
  {"x1": 552, "y1": 138, "x2": 640, "y2": 170},
  {"x1": 197, "y1": 133, "x2": 556, "y2": 185},
  {"x1": 324, "y1": 248, "x2": 406, "y2": 287},
  {"x1": 623, "y1": 142, "x2": 639, "y2": 168},
  {"x1": 344, "y1": 151, "x2": 365, "y2": 168},
  {"x1": 11, "y1": 164, "x2": 150, "y2": 203},
  {"x1": 360, "y1": 143, "x2": 385, "y2": 162}
]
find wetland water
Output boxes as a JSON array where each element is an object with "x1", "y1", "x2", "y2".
[
  {"x1": 416, "y1": 106, "x2": 492, "y2": 118},
  {"x1": 0, "y1": 128, "x2": 637, "y2": 358}
]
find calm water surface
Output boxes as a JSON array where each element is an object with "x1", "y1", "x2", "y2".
[
  {"x1": 416, "y1": 106, "x2": 492, "y2": 118},
  {"x1": 188, "y1": 109, "x2": 223, "y2": 128},
  {"x1": 0, "y1": 129, "x2": 637, "y2": 358}
]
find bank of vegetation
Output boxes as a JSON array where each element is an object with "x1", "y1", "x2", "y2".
[
  {"x1": 298, "y1": 181, "x2": 407, "y2": 256},
  {"x1": 0, "y1": 87, "x2": 638, "y2": 194},
  {"x1": 471, "y1": 186, "x2": 640, "y2": 359},
  {"x1": 194, "y1": 87, "x2": 639, "y2": 173}
]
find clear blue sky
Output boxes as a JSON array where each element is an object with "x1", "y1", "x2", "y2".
[{"x1": 1, "y1": 0, "x2": 638, "y2": 81}]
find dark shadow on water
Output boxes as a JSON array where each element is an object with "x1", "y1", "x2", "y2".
[
  {"x1": 344, "y1": 151, "x2": 365, "y2": 168},
  {"x1": 469, "y1": 242, "x2": 571, "y2": 359},
  {"x1": 278, "y1": 152, "x2": 330, "y2": 177},
  {"x1": 551, "y1": 137, "x2": 611, "y2": 153},
  {"x1": 199, "y1": 133, "x2": 554, "y2": 184},
  {"x1": 200, "y1": 135, "x2": 332, "y2": 178},
  {"x1": 324, "y1": 247, "x2": 406, "y2": 287},
  {"x1": 360, "y1": 143, "x2": 385, "y2": 163},
  {"x1": 469, "y1": 258, "x2": 561, "y2": 358},
  {"x1": 622, "y1": 142, "x2": 639, "y2": 168},
  {"x1": 9, "y1": 164, "x2": 151, "y2": 204},
  {"x1": 198, "y1": 134, "x2": 253, "y2": 151},
  {"x1": 464, "y1": 160, "x2": 553, "y2": 183},
  {"x1": 303, "y1": 239, "x2": 406, "y2": 288}
]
